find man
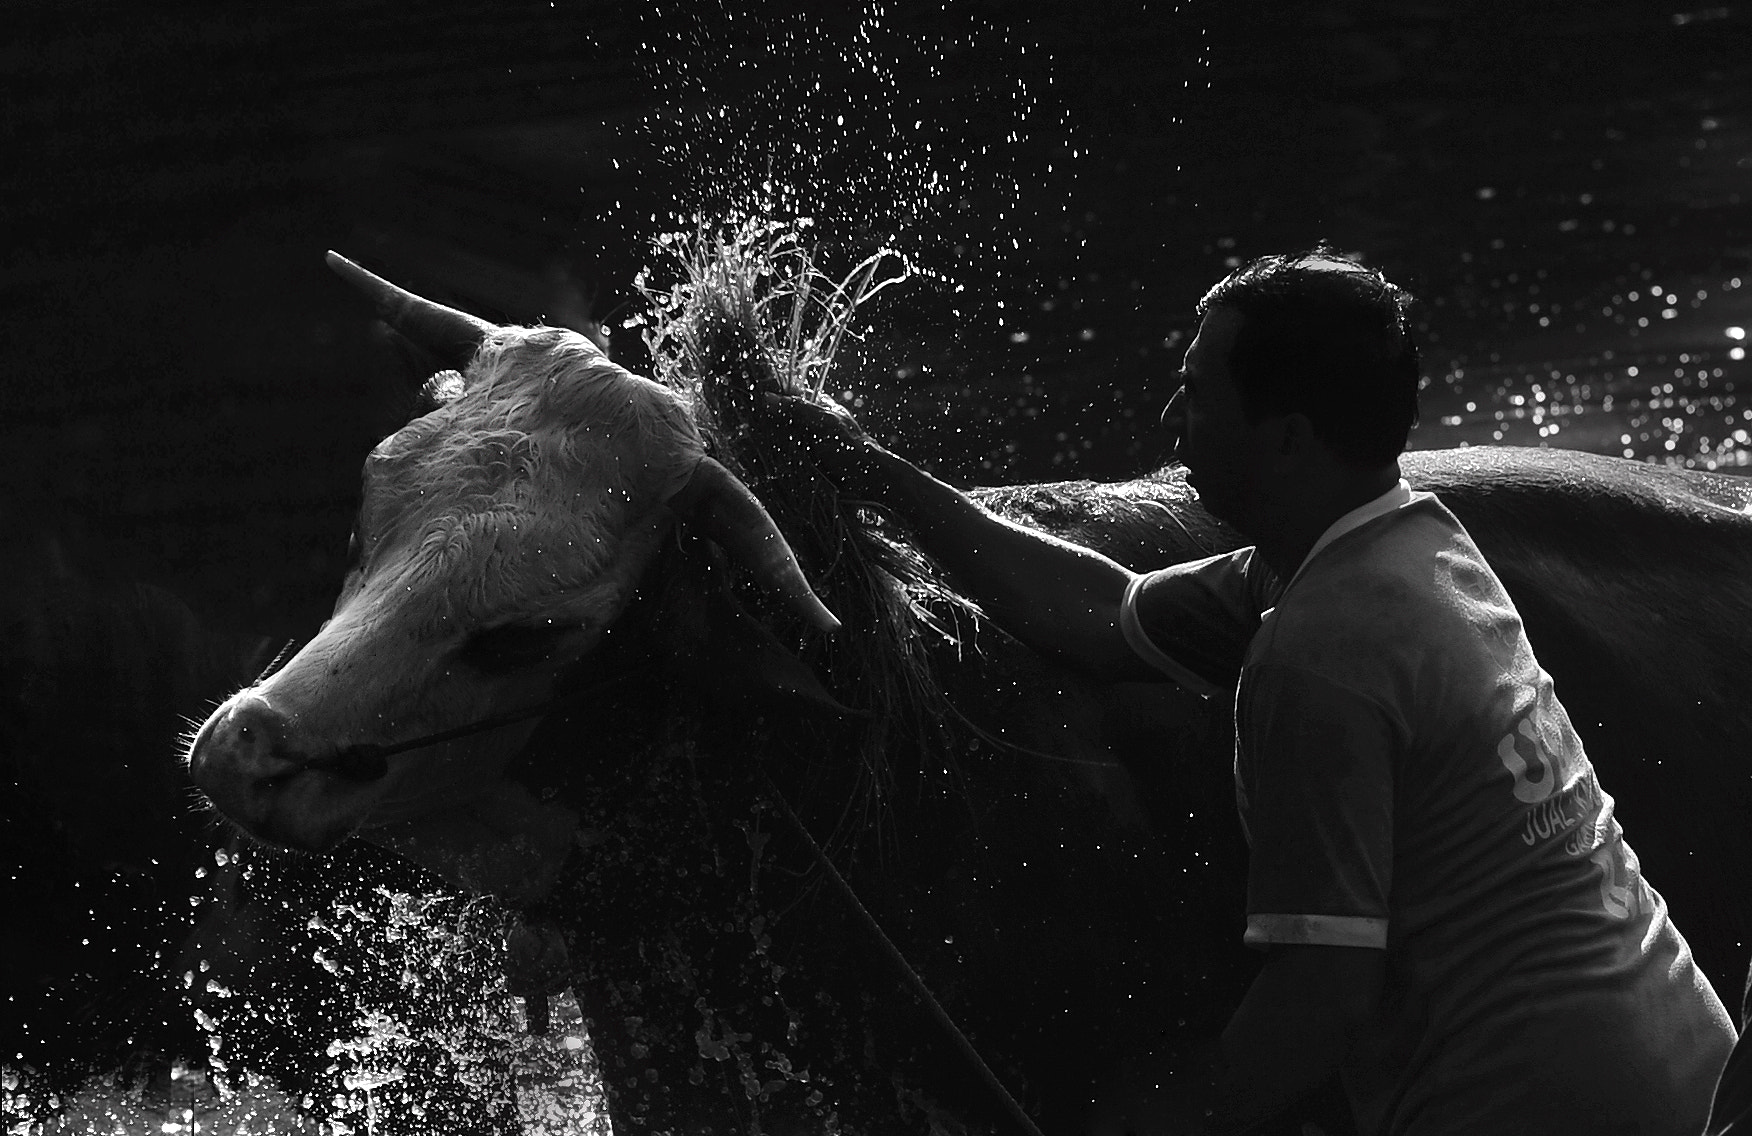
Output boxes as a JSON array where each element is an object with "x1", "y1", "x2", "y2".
[{"x1": 769, "y1": 250, "x2": 1735, "y2": 1134}]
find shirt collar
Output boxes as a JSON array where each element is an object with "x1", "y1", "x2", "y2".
[{"x1": 1283, "y1": 479, "x2": 1414, "y2": 592}]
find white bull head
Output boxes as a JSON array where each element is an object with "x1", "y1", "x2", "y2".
[{"x1": 187, "y1": 254, "x2": 837, "y2": 898}]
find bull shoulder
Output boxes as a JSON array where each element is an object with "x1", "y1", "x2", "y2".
[{"x1": 1404, "y1": 446, "x2": 1752, "y2": 737}]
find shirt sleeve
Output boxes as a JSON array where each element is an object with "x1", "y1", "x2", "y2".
[
  {"x1": 1238, "y1": 663, "x2": 1396, "y2": 951},
  {"x1": 1120, "y1": 547, "x2": 1273, "y2": 695}
]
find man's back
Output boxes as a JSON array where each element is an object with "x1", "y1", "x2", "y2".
[{"x1": 1239, "y1": 491, "x2": 1733, "y2": 1133}]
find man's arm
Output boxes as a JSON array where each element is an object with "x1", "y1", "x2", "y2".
[
  {"x1": 768, "y1": 394, "x2": 1158, "y2": 680},
  {"x1": 1208, "y1": 944, "x2": 1385, "y2": 1132},
  {"x1": 855, "y1": 446, "x2": 1159, "y2": 679},
  {"x1": 1209, "y1": 665, "x2": 1398, "y2": 1130}
]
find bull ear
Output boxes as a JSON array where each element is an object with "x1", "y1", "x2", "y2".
[
  {"x1": 665, "y1": 457, "x2": 840, "y2": 633},
  {"x1": 650, "y1": 539, "x2": 855, "y2": 718},
  {"x1": 326, "y1": 251, "x2": 497, "y2": 374},
  {"x1": 695, "y1": 582, "x2": 854, "y2": 717}
]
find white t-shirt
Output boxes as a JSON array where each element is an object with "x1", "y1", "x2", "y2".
[{"x1": 1123, "y1": 485, "x2": 1734, "y2": 1135}]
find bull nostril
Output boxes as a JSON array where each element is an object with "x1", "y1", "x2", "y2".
[
  {"x1": 189, "y1": 695, "x2": 299, "y2": 789},
  {"x1": 226, "y1": 698, "x2": 287, "y2": 747}
]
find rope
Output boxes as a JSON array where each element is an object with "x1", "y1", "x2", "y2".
[
  {"x1": 298, "y1": 666, "x2": 653, "y2": 779},
  {"x1": 759, "y1": 771, "x2": 1049, "y2": 1136}
]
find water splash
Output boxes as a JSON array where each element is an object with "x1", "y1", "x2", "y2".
[{"x1": 614, "y1": 3, "x2": 1050, "y2": 284}]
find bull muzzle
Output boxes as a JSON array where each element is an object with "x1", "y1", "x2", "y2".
[{"x1": 187, "y1": 694, "x2": 370, "y2": 852}]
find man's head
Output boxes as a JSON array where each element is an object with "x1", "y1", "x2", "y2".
[
  {"x1": 1195, "y1": 248, "x2": 1420, "y2": 466},
  {"x1": 1165, "y1": 249, "x2": 1420, "y2": 532}
]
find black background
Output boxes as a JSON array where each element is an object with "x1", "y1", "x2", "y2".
[{"x1": 5, "y1": 0, "x2": 1748, "y2": 635}]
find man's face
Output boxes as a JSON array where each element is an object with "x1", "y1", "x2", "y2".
[{"x1": 1161, "y1": 305, "x2": 1262, "y2": 531}]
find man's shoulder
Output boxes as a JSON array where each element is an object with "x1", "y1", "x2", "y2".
[
  {"x1": 1257, "y1": 496, "x2": 1495, "y2": 669},
  {"x1": 1278, "y1": 495, "x2": 1469, "y2": 609},
  {"x1": 1127, "y1": 546, "x2": 1274, "y2": 693}
]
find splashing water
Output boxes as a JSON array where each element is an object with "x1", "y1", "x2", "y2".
[
  {"x1": 587, "y1": 0, "x2": 1122, "y2": 465},
  {"x1": 632, "y1": 219, "x2": 914, "y2": 403},
  {"x1": 615, "y1": 3, "x2": 1050, "y2": 284},
  {"x1": 6, "y1": 870, "x2": 604, "y2": 1136}
]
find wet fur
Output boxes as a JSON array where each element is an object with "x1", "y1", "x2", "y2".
[{"x1": 360, "y1": 326, "x2": 702, "y2": 625}]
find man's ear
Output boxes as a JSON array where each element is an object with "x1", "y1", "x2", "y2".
[
  {"x1": 1276, "y1": 412, "x2": 1320, "y2": 462},
  {"x1": 1250, "y1": 412, "x2": 1312, "y2": 468}
]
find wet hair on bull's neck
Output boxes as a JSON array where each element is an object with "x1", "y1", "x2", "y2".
[{"x1": 1197, "y1": 247, "x2": 1421, "y2": 469}]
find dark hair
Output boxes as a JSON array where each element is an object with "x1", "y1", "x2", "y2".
[{"x1": 1197, "y1": 247, "x2": 1421, "y2": 467}]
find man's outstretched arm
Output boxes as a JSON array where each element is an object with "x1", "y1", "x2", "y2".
[{"x1": 767, "y1": 393, "x2": 1157, "y2": 681}]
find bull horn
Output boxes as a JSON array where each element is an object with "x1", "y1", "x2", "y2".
[
  {"x1": 325, "y1": 251, "x2": 496, "y2": 371},
  {"x1": 667, "y1": 458, "x2": 841, "y2": 633}
]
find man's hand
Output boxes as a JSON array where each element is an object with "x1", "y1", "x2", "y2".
[
  {"x1": 1207, "y1": 945, "x2": 1383, "y2": 1132},
  {"x1": 758, "y1": 390, "x2": 888, "y2": 498},
  {"x1": 762, "y1": 388, "x2": 1155, "y2": 681}
]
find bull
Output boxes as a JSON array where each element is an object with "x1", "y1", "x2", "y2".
[{"x1": 188, "y1": 252, "x2": 1752, "y2": 1135}]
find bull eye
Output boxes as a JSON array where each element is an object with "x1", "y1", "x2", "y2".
[{"x1": 459, "y1": 621, "x2": 576, "y2": 673}]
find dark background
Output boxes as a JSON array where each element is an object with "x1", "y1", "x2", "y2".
[
  {"x1": 2, "y1": 0, "x2": 1749, "y2": 1095},
  {"x1": 4, "y1": 0, "x2": 1748, "y2": 635}
]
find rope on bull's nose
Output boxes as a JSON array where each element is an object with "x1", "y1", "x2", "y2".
[
  {"x1": 758, "y1": 769, "x2": 1049, "y2": 1136},
  {"x1": 302, "y1": 702, "x2": 554, "y2": 779},
  {"x1": 320, "y1": 742, "x2": 390, "y2": 782},
  {"x1": 252, "y1": 637, "x2": 302, "y2": 685},
  {"x1": 299, "y1": 665, "x2": 655, "y2": 778}
]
